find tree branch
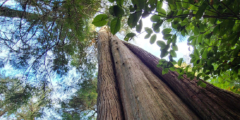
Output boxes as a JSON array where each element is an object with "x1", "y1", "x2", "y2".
[{"x1": 221, "y1": 2, "x2": 240, "y2": 20}]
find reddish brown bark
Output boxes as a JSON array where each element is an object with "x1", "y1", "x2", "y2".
[
  {"x1": 124, "y1": 41, "x2": 240, "y2": 120},
  {"x1": 97, "y1": 28, "x2": 240, "y2": 120},
  {"x1": 110, "y1": 36, "x2": 199, "y2": 120},
  {"x1": 97, "y1": 27, "x2": 123, "y2": 120}
]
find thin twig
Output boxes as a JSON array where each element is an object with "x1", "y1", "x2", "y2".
[{"x1": 0, "y1": 0, "x2": 8, "y2": 8}]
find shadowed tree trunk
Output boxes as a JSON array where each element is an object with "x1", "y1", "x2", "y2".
[{"x1": 97, "y1": 28, "x2": 240, "y2": 120}]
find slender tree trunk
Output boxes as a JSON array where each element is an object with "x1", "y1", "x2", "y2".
[
  {"x1": 0, "y1": 7, "x2": 38, "y2": 19},
  {"x1": 97, "y1": 28, "x2": 240, "y2": 120}
]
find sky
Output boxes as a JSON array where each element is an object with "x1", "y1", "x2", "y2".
[{"x1": 127, "y1": 15, "x2": 192, "y2": 64}]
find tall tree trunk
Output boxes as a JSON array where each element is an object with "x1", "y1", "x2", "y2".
[
  {"x1": 124, "y1": 42, "x2": 240, "y2": 120},
  {"x1": 97, "y1": 28, "x2": 240, "y2": 120},
  {"x1": 110, "y1": 35, "x2": 199, "y2": 120},
  {"x1": 97, "y1": 27, "x2": 123, "y2": 120}
]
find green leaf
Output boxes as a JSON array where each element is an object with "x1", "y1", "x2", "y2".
[
  {"x1": 150, "y1": 15, "x2": 160, "y2": 22},
  {"x1": 132, "y1": 0, "x2": 145, "y2": 9},
  {"x1": 153, "y1": 20, "x2": 163, "y2": 33},
  {"x1": 176, "y1": 68, "x2": 183, "y2": 74},
  {"x1": 198, "y1": 34, "x2": 203, "y2": 44},
  {"x1": 152, "y1": 23, "x2": 160, "y2": 33},
  {"x1": 109, "y1": 5, "x2": 124, "y2": 17},
  {"x1": 187, "y1": 72, "x2": 195, "y2": 80},
  {"x1": 202, "y1": 49, "x2": 208, "y2": 59},
  {"x1": 136, "y1": 20, "x2": 142, "y2": 33},
  {"x1": 158, "y1": 8, "x2": 166, "y2": 16},
  {"x1": 116, "y1": 0, "x2": 124, "y2": 6},
  {"x1": 108, "y1": 0, "x2": 114, "y2": 3},
  {"x1": 169, "y1": 67, "x2": 176, "y2": 71},
  {"x1": 157, "y1": 41, "x2": 166, "y2": 49},
  {"x1": 92, "y1": 14, "x2": 108, "y2": 27},
  {"x1": 158, "y1": 59, "x2": 167, "y2": 65},
  {"x1": 150, "y1": 34, "x2": 157, "y2": 44},
  {"x1": 197, "y1": 73, "x2": 202, "y2": 79},
  {"x1": 178, "y1": 58, "x2": 183, "y2": 66},
  {"x1": 124, "y1": 33, "x2": 136, "y2": 41},
  {"x1": 157, "y1": 1, "x2": 166, "y2": 16},
  {"x1": 194, "y1": 26, "x2": 199, "y2": 35},
  {"x1": 204, "y1": 76, "x2": 210, "y2": 80},
  {"x1": 195, "y1": 2, "x2": 207, "y2": 19},
  {"x1": 157, "y1": 1, "x2": 163, "y2": 10},
  {"x1": 128, "y1": 11, "x2": 142, "y2": 28},
  {"x1": 170, "y1": 50, "x2": 177, "y2": 57},
  {"x1": 160, "y1": 49, "x2": 168, "y2": 58},
  {"x1": 188, "y1": 36, "x2": 195, "y2": 42},
  {"x1": 172, "y1": 34, "x2": 177, "y2": 43},
  {"x1": 162, "y1": 67, "x2": 169, "y2": 75},
  {"x1": 167, "y1": 38, "x2": 172, "y2": 45},
  {"x1": 163, "y1": 34, "x2": 172, "y2": 40},
  {"x1": 197, "y1": 81, "x2": 207, "y2": 88},
  {"x1": 182, "y1": 0, "x2": 189, "y2": 8},
  {"x1": 162, "y1": 28, "x2": 172, "y2": 35},
  {"x1": 194, "y1": 48, "x2": 200, "y2": 58},
  {"x1": 172, "y1": 45, "x2": 178, "y2": 51},
  {"x1": 178, "y1": 74, "x2": 184, "y2": 79},
  {"x1": 110, "y1": 18, "x2": 121, "y2": 35},
  {"x1": 145, "y1": 33, "x2": 151, "y2": 39},
  {"x1": 176, "y1": 1, "x2": 182, "y2": 9},
  {"x1": 145, "y1": 27, "x2": 153, "y2": 34}
]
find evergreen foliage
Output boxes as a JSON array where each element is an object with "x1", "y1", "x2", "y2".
[
  {"x1": 0, "y1": 75, "x2": 50, "y2": 118},
  {"x1": 0, "y1": 0, "x2": 100, "y2": 119},
  {"x1": 60, "y1": 78, "x2": 97, "y2": 120},
  {"x1": 0, "y1": 0, "x2": 99, "y2": 77}
]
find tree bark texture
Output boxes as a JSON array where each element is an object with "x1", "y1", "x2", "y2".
[
  {"x1": 110, "y1": 36, "x2": 199, "y2": 120},
  {"x1": 97, "y1": 27, "x2": 123, "y2": 120},
  {"x1": 97, "y1": 28, "x2": 240, "y2": 120},
  {"x1": 124, "y1": 42, "x2": 240, "y2": 120}
]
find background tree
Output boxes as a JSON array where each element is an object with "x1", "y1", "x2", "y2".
[
  {"x1": 0, "y1": 0, "x2": 99, "y2": 78},
  {"x1": 60, "y1": 78, "x2": 97, "y2": 120},
  {"x1": 0, "y1": 74, "x2": 50, "y2": 118},
  {"x1": 0, "y1": 0, "x2": 100, "y2": 118}
]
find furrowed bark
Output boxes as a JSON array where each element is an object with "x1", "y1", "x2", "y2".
[
  {"x1": 111, "y1": 36, "x2": 199, "y2": 120},
  {"x1": 97, "y1": 27, "x2": 123, "y2": 120},
  {"x1": 124, "y1": 41, "x2": 240, "y2": 120}
]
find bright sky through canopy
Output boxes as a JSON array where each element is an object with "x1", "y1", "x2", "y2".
[{"x1": 129, "y1": 14, "x2": 192, "y2": 64}]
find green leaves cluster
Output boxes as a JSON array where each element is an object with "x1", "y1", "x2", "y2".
[
  {"x1": 92, "y1": 0, "x2": 126, "y2": 35},
  {"x1": 94, "y1": 0, "x2": 240, "y2": 87}
]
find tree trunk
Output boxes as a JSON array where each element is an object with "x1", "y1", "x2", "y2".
[
  {"x1": 0, "y1": 7, "x2": 38, "y2": 19},
  {"x1": 97, "y1": 28, "x2": 240, "y2": 120},
  {"x1": 124, "y1": 42, "x2": 240, "y2": 120},
  {"x1": 97, "y1": 27, "x2": 123, "y2": 120}
]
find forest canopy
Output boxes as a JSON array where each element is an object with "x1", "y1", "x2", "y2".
[
  {"x1": 92, "y1": 0, "x2": 240, "y2": 90},
  {"x1": 0, "y1": 0, "x2": 240, "y2": 119}
]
